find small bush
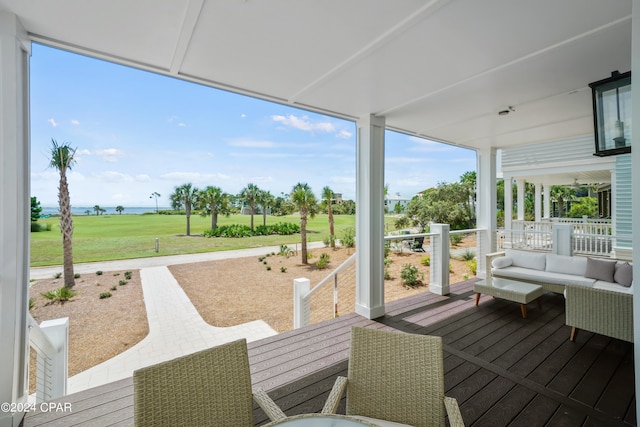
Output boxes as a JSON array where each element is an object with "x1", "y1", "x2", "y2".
[
  {"x1": 124, "y1": 271, "x2": 132, "y2": 280},
  {"x1": 460, "y1": 249, "x2": 475, "y2": 261},
  {"x1": 466, "y1": 259, "x2": 477, "y2": 275},
  {"x1": 96, "y1": 271, "x2": 103, "y2": 276},
  {"x1": 341, "y1": 227, "x2": 355, "y2": 248},
  {"x1": 41, "y1": 287, "x2": 76, "y2": 303},
  {"x1": 263, "y1": 260, "x2": 268, "y2": 265},
  {"x1": 258, "y1": 256, "x2": 265, "y2": 262},
  {"x1": 119, "y1": 280, "x2": 128, "y2": 286},
  {"x1": 280, "y1": 267, "x2": 287, "y2": 273},
  {"x1": 266, "y1": 266, "x2": 272, "y2": 271},
  {"x1": 99, "y1": 292, "x2": 112, "y2": 299},
  {"x1": 74, "y1": 273, "x2": 81, "y2": 279},
  {"x1": 29, "y1": 298, "x2": 35, "y2": 310},
  {"x1": 53, "y1": 272, "x2": 62, "y2": 279},
  {"x1": 307, "y1": 252, "x2": 315, "y2": 260},
  {"x1": 110, "y1": 285, "x2": 117, "y2": 291},
  {"x1": 278, "y1": 244, "x2": 294, "y2": 258},
  {"x1": 463, "y1": 274, "x2": 470, "y2": 280},
  {"x1": 450, "y1": 234, "x2": 463, "y2": 247},
  {"x1": 400, "y1": 264, "x2": 424, "y2": 287},
  {"x1": 421, "y1": 256, "x2": 431, "y2": 266}
]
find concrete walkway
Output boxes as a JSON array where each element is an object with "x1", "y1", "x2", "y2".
[{"x1": 33, "y1": 242, "x2": 325, "y2": 394}]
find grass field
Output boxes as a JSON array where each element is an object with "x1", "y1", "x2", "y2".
[{"x1": 30, "y1": 213, "x2": 398, "y2": 267}]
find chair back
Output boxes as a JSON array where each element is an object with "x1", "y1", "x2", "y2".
[
  {"x1": 346, "y1": 327, "x2": 446, "y2": 427},
  {"x1": 134, "y1": 339, "x2": 254, "y2": 427}
]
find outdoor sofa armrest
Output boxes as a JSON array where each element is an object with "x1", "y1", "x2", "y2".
[
  {"x1": 253, "y1": 389, "x2": 287, "y2": 422},
  {"x1": 485, "y1": 251, "x2": 506, "y2": 278},
  {"x1": 565, "y1": 284, "x2": 633, "y2": 343},
  {"x1": 321, "y1": 376, "x2": 348, "y2": 414}
]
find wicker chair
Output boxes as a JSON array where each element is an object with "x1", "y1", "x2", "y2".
[
  {"x1": 133, "y1": 338, "x2": 285, "y2": 427},
  {"x1": 322, "y1": 327, "x2": 465, "y2": 427}
]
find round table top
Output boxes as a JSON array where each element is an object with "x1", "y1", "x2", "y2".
[{"x1": 263, "y1": 414, "x2": 380, "y2": 427}]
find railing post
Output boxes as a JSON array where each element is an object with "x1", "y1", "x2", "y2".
[
  {"x1": 430, "y1": 224, "x2": 450, "y2": 295},
  {"x1": 552, "y1": 223, "x2": 573, "y2": 256},
  {"x1": 293, "y1": 278, "x2": 311, "y2": 329},
  {"x1": 36, "y1": 318, "x2": 69, "y2": 402}
]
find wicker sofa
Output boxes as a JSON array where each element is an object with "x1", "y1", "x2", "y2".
[{"x1": 486, "y1": 249, "x2": 634, "y2": 342}]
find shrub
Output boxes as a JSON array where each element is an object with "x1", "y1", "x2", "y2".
[
  {"x1": 74, "y1": 273, "x2": 81, "y2": 279},
  {"x1": 400, "y1": 264, "x2": 424, "y2": 287},
  {"x1": 450, "y1": 233, "x2": 463, "y2": 247},
  {"x1": 466, "y1": 259, "x2": 477, "y2": 275},
  {"x1": 463, "y1": 274, "x2": 470, "y2": 280},
  {"x1": 110, "y1": 285, "x2": 117, "y2": 291},
  {"x1": 124, "y1": 271, "x2": 132, "y2": 280},
  {"x1": 266, "y1": 266, "x2": 272, "y2": 271},
  {"x1": 460, "y1": 249, "x2": 475, "y2": 261},
  {"x1": 341, "y1": 227, "x2": 355, "y2": 248},
  {"x1": 263, "y1": 260, "x2": 267, "y2": 265},
  {"x1": 29, "y1": 298, "x2": 34, "y2": 310},
  {"x1": 203, "y1": 222, "x2": 300, "y2": 238},
  {"x1": 96, "y1": 271, "x2": 103, "y2": 276},
  {"x1": 41, "y1": 287, "x2": 76, "y2": 303},
  {"x1": 421, "y1": 256, "x2": 431, "y2": 266},
  {"x1": 280, "y1": 267, "x2": 287, "y2": 273},
  {"x1": 99, "y1": 292, "x2": 112, "y2": 299},
  {"x1": 307, "y1": 252, "x2": 315, "y2": 260},
  {"x1": 278, "y1": 244, "x2": 294, "y2": 258},
  {"x1": 119, "y1": 280, "x2": 128, "y2": 286},
  {"x1": 53, "y1": 272, "x2": 62, "y2": 279}
]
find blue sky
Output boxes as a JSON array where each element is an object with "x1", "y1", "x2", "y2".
[{"x1": 30, "y1": 43, "x2": 477, "y2": 208}]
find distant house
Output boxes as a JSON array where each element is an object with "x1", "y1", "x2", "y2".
[{"x1": 384, "y1": 193, "x2": 411, "y2": 213}]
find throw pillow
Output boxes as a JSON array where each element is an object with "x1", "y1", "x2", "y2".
[
  {"x1": 492, "y1": 257, "x2": 512, "y2": 269},
  {"x1": 614, "y1": 262, "x2": 633, "y2": 287},
  {"x1": 584, "y1": 257, "x2": 617, "y2": 283}
]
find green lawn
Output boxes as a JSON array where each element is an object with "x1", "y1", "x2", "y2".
[{"x1": 31, "y1": 213, "x2": 397, "y2": 267}]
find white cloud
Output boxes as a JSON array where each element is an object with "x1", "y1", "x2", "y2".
[
  {"x1": 271, "y1": 114, "x2": 335, "y2": 133},
  {"x1": 70, "y1": 119, "x2": 80, "y2": 125},
  {"x1": 336, "y1": 129, "x2": 352, "y2": 139},
  {"x1": 48, "y1": 118, "x2": 57, "y2": 127},
  {"x1": 241, "y1": 113, "x2": 247, "y2": 118},
  {"x1": 135, "y1": 174, "x2": 151, "y2": 182},
  {"x1": 227, "y1": 138, "x2": 318, "y2": 149},
  {"x1": 93, "y1": 171, "x2": 134, "y2": 183},
  {"x1": 76, "y1": 148, "x2": 124, "y2": 162},
  {"x1": 330, "y1": 176, "x2": 356, "y2": 184},
  {"x1": 178, "y1": 123, "x2": 186, "y2": 127},
  {"x1": 76, "y1": 149, "x2": 91, "y2": 156}
]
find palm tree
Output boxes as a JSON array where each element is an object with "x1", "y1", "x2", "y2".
[
  {"x1": 257, "y1": 189, "x2": 274, "y2": 227},
  {"x1": 170, "y1": 183, "x2": 199, "y2": 236},
  {"x1": 291, "y1": 183, "x2": 318, "y2": 264},
  {"x1": 239, "y1": 183, "x2": 260, "y2": 230},
  {"x1": 322, "y1": 186, "x2": 335, "y2": 248},
  {"x1": 199, "y1": 186, "x2": 230, "y2": 230},
  {"x1": 550, "y1": 185, "x2": 577, "y2": 218},
  {"x1": 93, "y1": 205, "x2": 101, "y2": 216},
  {"x1": 115, "y1": 205, "x2": 124, "y2": 214},
  {"x1": 49, "y1": 139, "x2": 76, "y2": 288}
]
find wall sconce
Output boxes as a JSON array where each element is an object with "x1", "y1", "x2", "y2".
[{"x1": 589, "y1": 70, "x2": 631, "y2": 157}]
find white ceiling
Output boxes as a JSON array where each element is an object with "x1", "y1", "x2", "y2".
[{"x1": 0, "y1": 0, "x2": 633, "y2": 152}]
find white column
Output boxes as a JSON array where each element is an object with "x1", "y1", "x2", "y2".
[
  {"x1": 0, "y1": 12, "x2": 30, "y2": 427},
  {"x1": 543, "y1": 184, "x2": 551, "y2": 219},
  {"x1": 504, "y1": 174, "x2": 513, "y2": 248},
  {"x1": 429, "y1": 224, "x2": 450, "y2": 295},
  {"x1": 534, "y1": 183, "x2": 542, "y2": 222},
  {"x1": 516, "y1": 179, "x2": 526, "y2": 221},
  {"x1": 355, "y1": 115, "x2": 385, "y2": 319},
  {"x1": 631, "y1": 0, "x2": 640, "y2": 415},
  {"x1": 476, "y1": 147, "x2": 497, "y2": 278}
]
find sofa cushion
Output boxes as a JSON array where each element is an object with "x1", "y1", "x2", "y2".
[
  {"x1": 584, "y1": 257, "x2": 617, "y2": 282},
  {"x1": 593, "y1": 280, "x2": 634, "y2": 295},
  {"x1": 504, "y1": 249, "x2": 546, "y2": 271},
  {"x1": 492, "y1": 257, "x2": 512, "y2": 269},
  {"x1": 614, "y1": 262, "x2": 633, "y2": 287},
  {"x1": 492, "y1": 266, "x2": 596, "y2": 287},
  {"x1": 546, "y1": 254, "x2": 587, "y2": 276}
]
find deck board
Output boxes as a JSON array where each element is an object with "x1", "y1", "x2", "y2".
[{"x1": 23, "y1": 279, "x2": 636, "y2": 427}]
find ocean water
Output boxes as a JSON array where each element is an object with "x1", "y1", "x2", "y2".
[{"x1": 40, "y1": 206, "x2": 170, "y2": 216}]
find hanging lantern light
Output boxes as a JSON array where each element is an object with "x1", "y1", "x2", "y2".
[{"x1": 589, "y1": 70, "x2": 631, "y2": 157}]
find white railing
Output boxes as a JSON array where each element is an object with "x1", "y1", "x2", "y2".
[
  {"x1": 293, "y1": 226, "x2": 491, "y2": 329},
  {"x1": 504, "y1": 220, "x2": 615, "y2": 258},
  {"x1": 293, "y1": 253, "x2": 356, "y2": 329},
  {"x1": 28, "y1": 314, "x2": 68, "y2": 402}
]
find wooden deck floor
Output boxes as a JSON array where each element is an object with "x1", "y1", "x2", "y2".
[{"x1": 23, "y1": 279, "x2": 636, "y2": 426}]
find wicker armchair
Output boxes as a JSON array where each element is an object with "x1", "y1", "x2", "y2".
[
  {"x1": 133, "y1": 339, "x2": 285, "y2": 427},
  {"x1": 322, "y1": 327, "x2": 464, "y2": 427}
]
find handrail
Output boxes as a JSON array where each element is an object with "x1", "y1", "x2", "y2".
[
  {"x1": 28, "y1": 314, "x2": 68, "y2": 402},
  {"x1": 306, "y1": 253, "x2": 357, "y2": 298},
  {"x1": 28, "y1": 314, "x2": 58, "y2": 356}
]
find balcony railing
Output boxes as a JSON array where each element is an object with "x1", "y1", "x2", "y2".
[{"x1": 28, "y1": 315, "x2": 68, "y2": 403}]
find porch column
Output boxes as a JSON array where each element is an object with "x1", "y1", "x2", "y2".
[
  {"x1": 476, "y1": 147, "x2": 497, "y2": 278},
  {"x1": 355, "y1": 114, "x2": 385, "y2": 319},
  {"x1": 504, "y1": 174, "x2": 513, "y2": 247},
  {"x1": 516, "y1": 179, "x2": 525, "y2": 221},
  {"x1": 0, "y1": 12, "x2": 30, "y2": 427},
  {"x1": 631, "y1": 0, "x2": 640, "y2": 416},
  {"x1": 534, "y1": 183, "x2": 542, "y2": 222},
  {"x1": 543, "y1": 184, "x2": 551, "y2": 219}
]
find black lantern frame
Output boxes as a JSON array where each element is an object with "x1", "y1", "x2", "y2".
[{"x1": 589, "y1": 70, "x2": 632, "y2": 157}]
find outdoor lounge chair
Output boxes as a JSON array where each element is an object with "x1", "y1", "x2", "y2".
[
  {"x1": 133, "y1": 339, "x2": 285, "y2": 427},
  {"x1": 322, "y1": 327, "x2": 465, "y2": 427}
]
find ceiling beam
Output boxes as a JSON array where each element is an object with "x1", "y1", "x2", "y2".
[{"x1": 169, "y1": 0, "x2": 205, "y2": 75}]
